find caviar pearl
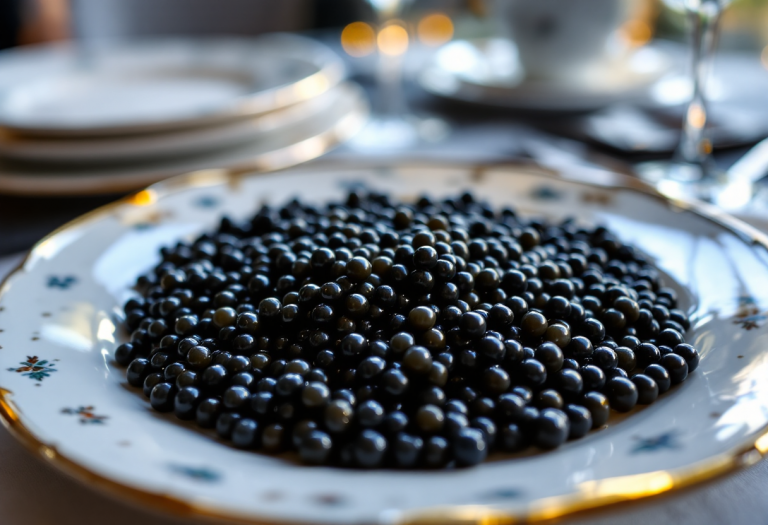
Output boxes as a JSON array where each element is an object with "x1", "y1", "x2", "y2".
[
  {"x1": 393, "y1": 433, "x2": 424, "y2": 467},
  {"x1": 300, "y1": 430, "x2": 333, "y2": 465},
  {"x1": 403, "y1": 346, "x2": 433, "y2": 374},
  {"x1": 416, "y1": 405, "x2": 445, "y2": 434},
  {"x1": 453, "y1": 428, "x2": 488, "y2": 466},
  {"x1": 644, "y1": 364, "x2": 672, "y2": 393},
  {"x1": 673, "y1": 343, "x2": 700, "y2": 372},
  {"x1": 564, "y1": 404, "x2": 592, "y2": 439},
  {"x1": 605, "y1": 377, "x2": 638, "y2": 412},
  {"x1": 150, "y1": 382, "x2": 176, "y2": 412},
  {"x1": 535, "y1": 408, "x2": 570, "y2": 449},
  {"x1": 632, "y1": 374, "x2": 659, "y2": 404},
  {"x1": 520, "y1": 311, "x2": 548, "y2": 338},
  {"x1": 355, "y1": 430, "x2": 387, "y2": 468},
  {"x1": 660, "y1": 353, "x2": 689, "y2": 384}
]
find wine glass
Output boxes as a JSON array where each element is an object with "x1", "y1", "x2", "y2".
[
  {"x1": 348, "y1": 0, "x2": 449, "y2": 151},
  {"x1": 639, "y1": 0, "x2": 733, "y2": 201}
]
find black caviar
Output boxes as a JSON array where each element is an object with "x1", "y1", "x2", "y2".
[{"x1": 117, "y1": 190, "x2": 699, "y2": 468}]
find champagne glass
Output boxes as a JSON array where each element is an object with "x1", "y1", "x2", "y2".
[
  {"x1": 348, "y1": 0, "x2": 448, "y2": 151},
  {"x1": 639, "y1": 0, "x2": 733, "y2": 200}
]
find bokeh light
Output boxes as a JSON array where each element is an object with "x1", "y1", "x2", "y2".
[
  {"x1": 417, "y1": 13, "x2": 454, "y2": 47},
  {"x1": 341, "y1": 22, "x2": 376, "y2": 57},
  {"x1": 761, "y1": 45, "x2": 768, "y2": 70},
  {"x1": 686, "y1": 102, "x2": 707, "y2": 130},
  {"x1": 378, "y1": 23, "x2": 409, "y2": 57},
  {"x1": 619, "y1": 19, "x2": 653, "y2": 47}
]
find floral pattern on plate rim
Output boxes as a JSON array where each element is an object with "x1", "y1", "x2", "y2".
[
  {"x1": 7, "y1": 356, "x2": 56, "y2": 381},
  {"x1": 61, "y1": 406, "x2": 108, "y2": 424}
]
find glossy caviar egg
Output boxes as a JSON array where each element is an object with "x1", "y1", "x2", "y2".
[
  {"x1": 453, "y1": 428, "x2": 488, "y2": 466},
  {"x1": 632, "y1": 374, "x2": 659, "y2": 404},
  {"x1": 459, "y1": 312, "x2": 487, "y2": 338},
  {"x1": 535, "y1": 408, "x2": 570, "y2": 449},
  {"x1": 661, "y1": 353, "x2": 689, "y2": 384},
  {"x1": 355, "y1": 430, "x2": 387, "y2": 468},
  {"x1": 564, "y1": 404, "x2": 592, "y2": 439},
  {"x1": 534, "y1": 342, "x2": 564, "y2": 373},
  {"x1": 520, "y1": 311, "x2": 548, "y2": 338},
  {"x1": 605, "y1": 377, "x2": 638, "y2": 412},
  {"x1": 635, "y1": 342, "x2": 661, "y2": 368},
  {"x1": 195, "y1": 398, "x2": 221, "y2": 428},
  {"x1": 673, "y1": 343, "x2": 700, "y2": 372},
  {"x1": 535, "y1": 389, "x2": 564, "y2": 410},
  {"x1": 408, "y1": 306, "x2": 437, "y2": 332},
  {"x1": 300, "y1": 430, "x2": 333, "y2": 464},
  {"x1": 150, "y1": 382, "x2": 176, "y2": 412}
]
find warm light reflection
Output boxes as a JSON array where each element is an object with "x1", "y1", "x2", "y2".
[
  {"x1": 686, "y1": 102, "x2": 707, "y2": 129},
  {"x1": 528, "y1": 471, "x2": 674, "y2": 521},
  {"x1": 761, "y1": 45, "x2": 768, "y2": 70},
  {"x1": 620, "y1": 20, "x2": 653, "y2": 47},
  {"x1": 291, "y1": 74, "x2": 331, "y2": 101},
  {"x1": 378, "y1": 23, "x2": 409, "y2": 57},
  {"x1": 96, "y1": 317, "x2": 116, "y2": 343},
  {"x1": 29, "y1": 228, "x2": 83, "y2": 263},
  {"x1": 341, "y1": 22, "x2": 376, "y2": 57},
  {"x1": 755, "y1": 431, "x2": 768, "y2": 454},
  {"x1": 127, "y1": 189, "x2": 156, "y2": 207},
  {"x1": 40, "y1": 301, "x2": 96, "y2": 352},
  {"x1": 417, "y1": 13, "x2": 454, "y2": 47},
  {"x1": 579, "y1": 471, "x2": 674, "y2": 499}
]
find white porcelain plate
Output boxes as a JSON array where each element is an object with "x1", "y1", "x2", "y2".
[
  {"x1": 0, "y1": 83, "x2": 368, "y2": 196},
  {"x1": 0, "y1": 82, "x2": 361, "y2": 164},
  {"x1": 420, "y1": 39, "x2": 671, "y2": 112},
  {"x1": 1, "y1": 162, "x2": 768, "y2": 525},
  {"x1": 0, "y1": 34, "x2": 345, "y2": 137}
]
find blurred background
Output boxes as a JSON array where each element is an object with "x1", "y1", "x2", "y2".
[
  {"x1": 5, "y1": 0, "x2": 768, "y2": 48},
  {"x1": 3, "y1": 0, "x2": 768, "y2": 255},
  {"x1": 6, "y1": 0, "x2": 768, "y2": 54}
]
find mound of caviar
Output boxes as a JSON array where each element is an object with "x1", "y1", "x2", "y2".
[{"x1": 117, "y1": 190, "x2": 699, "y2": 468}]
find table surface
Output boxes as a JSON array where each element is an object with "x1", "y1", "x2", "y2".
[{"x1": 3, "y1": 43, "x2": 768, "y2": 525}]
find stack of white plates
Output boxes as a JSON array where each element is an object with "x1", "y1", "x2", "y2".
[{"x1": 0, "y1": 34, "x2": 368, "y2": 196}]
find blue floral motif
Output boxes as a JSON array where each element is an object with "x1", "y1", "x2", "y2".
[
  {"x1": 480, "y1": 488, "x2": 522, "y2": 500},
  {"x1": 530, "y1": 186, "x2": 562, "y2": 201},
  {"x1": 168, "y1": 464, "x2": 220, "y2": 482},
  {"x1": 631, "y1": 431, "x2": 681, "y2": 453},
  {"x1": 62, "y1": 406, "x2": 108, "y2": 424},
  {"x1": 733, "y1": 295, "x2": 767, "y2": 330},
  {"x1": 314, "y1": 494, "x2": 345, "y2": 506},
  {"x1": 337, "y1": 179, "x2": 370, "y2": 192},
  {"x1": 47, "y1": 275, "x2": 77, "y2": 289},
  {"x1": 193, "y1": 196, "x2": 220, "y2": 209},
  {"x1": 7, "y1": 356, "x2": 56, "y2": 381}
]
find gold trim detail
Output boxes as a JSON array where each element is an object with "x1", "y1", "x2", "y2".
[{"x1": 2, "y1": 160, "x2": 768, "y2": 525}]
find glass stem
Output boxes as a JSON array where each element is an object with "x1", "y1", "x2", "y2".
[
  {"x1": 376, "y1": 51, "x2": 405, "y2": 117},
  {"x1": 676, "y1": 5, "x2": 722, "y2": 178}
]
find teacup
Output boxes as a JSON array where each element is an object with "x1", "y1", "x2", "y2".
[{"x1": 491, "y1": 0, "x2": 633, "y2": 81}]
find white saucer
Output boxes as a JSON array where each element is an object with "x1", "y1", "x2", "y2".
[
  {"x1": 0, "y1": 83, "x2": 368, "y2": 196},
  {"x1": 0, "y1": 83, "x2": 355, "y2": 164},
  {"x1": 420, "y1": 38, "x2": 671, "y2": 112},
  {"x1": 0, "y1": 34, "x2": 345, "y2": 137}
]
